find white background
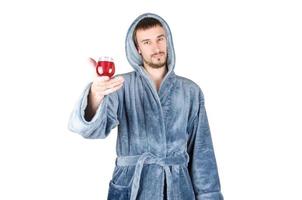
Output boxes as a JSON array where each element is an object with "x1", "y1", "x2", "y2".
[{"x1": 0, "y1": 0, "x2": 301, "y2": 199}]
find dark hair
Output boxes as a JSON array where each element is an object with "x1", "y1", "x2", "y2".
[{"x1": 133, "y1": 17, "x2": 163, "y2": 47}]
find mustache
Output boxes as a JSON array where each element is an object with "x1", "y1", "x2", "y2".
[{"x1": 151, "y1": 52, "x2": 165, "y2": 57}]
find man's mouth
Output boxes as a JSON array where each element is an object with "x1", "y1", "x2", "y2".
[{"x1": 152, "y1": 52, "x2": 165, "y2": 58}]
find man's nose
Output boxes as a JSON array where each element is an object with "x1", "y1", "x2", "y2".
[{"x1": 152, "y1": 43, "x2": 160, "y2": 53}]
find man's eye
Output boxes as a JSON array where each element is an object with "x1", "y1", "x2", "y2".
[
  {"x1": 158, "y1": 37, "x2": 165, "y2": 42},
  {"x1": 143, "y1": 41, "x2": 150, "y2": 45}
]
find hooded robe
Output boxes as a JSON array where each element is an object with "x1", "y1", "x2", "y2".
[{"x1": 68, "y1": 13, "x2": 223, "y2": 200}]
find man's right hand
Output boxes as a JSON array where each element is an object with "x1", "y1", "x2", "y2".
[{"x1": 85, "y1": 76, "x2": 124, "y2": 120}]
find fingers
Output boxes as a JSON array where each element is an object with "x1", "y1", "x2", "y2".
[
  {"x1": 94, "y1": 76, "x2": 124, "y2": 85},
  {"x1": 93, "y1": 75, "x2": 110, "y2": 84},
  {"x1": 91, "y1": 76, "x2": 124, "y2": 97},
  {"x1": 107, "y1": 76, "x2": 124, "y2": 88},
  {"x1": 102, "y1": 82, "x2": 124, "y2": 95},
  {"x1": 103, "y1": 76, "x2": 124, "y2": 95}
]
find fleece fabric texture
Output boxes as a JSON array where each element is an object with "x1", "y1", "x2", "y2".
[{"x1": 68, "y1": 13, "x2": 223, "y2": 200}]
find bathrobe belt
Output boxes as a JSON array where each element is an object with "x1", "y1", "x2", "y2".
[{"x1": 116, "y1": 152, "x2": 189, "y2": 200}]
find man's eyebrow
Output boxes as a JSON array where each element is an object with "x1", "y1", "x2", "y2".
[
  {"x1": 140, "y1": 34, "x2": 166, "y2": 43},
  {"x1": 140, "y1": 39, "x2": 150, "y2": 43},
  {"x1": 157, "y1": 34, "x2": 165, "y2": 38}
]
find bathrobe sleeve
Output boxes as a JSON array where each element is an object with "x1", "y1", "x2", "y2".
[
  {"x1": 68, "y1": 83, "x2": 119, "y2": 139},
  {"x1": 187, "y1": 89, "x2": 223, "y2": 200}
]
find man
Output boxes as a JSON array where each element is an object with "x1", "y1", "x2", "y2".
[{"x1": 68, "y1": 13, "x2": 223, "y2": 200}]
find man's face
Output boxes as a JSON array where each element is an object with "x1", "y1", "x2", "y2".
[{"x1": 135, "y1": 25, "x2": 167, "y2": 69}]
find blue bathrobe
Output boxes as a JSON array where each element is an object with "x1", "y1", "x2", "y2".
[{"x1": 68, "y1": 13, "x2": 223, "y2": 200}]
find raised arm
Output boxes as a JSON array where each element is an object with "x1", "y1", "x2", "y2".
[{"x1": 68, "y1": 76, "x2": 124, "y2": 139}]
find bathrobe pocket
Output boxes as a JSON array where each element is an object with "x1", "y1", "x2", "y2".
[
  {"x1": 108, "y1": 180, "x2": 130, "y2": 200},
  {"x1": 107, "y1": 166, "x2": 133, "y2": 200}
]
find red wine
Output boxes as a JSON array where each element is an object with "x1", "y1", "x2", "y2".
[
  {"x1": 89, "y1": 57, "x2": 116, "y2": 78},
  {"x1": 96, "y1": 61, "x2": 115, "y2": 77}
]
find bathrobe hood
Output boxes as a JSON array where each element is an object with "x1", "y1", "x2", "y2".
[{"x1": 125, "y1": 13, "x2": 176, "y2": 78}]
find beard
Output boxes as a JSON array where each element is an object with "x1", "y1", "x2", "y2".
[{"x1": 142, "y1": 52, "x2": 167, "y2": 69}]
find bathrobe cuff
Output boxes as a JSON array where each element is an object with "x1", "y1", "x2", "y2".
[{"x1": 196, "y1": 192, "x2": 224, "y2": 200}]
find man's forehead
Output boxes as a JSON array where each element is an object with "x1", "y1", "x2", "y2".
[{"x1": 136, "y1": 26, "x2": 166, "y2": 39}]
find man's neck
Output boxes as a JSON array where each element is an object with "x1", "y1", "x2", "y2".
[{"x1": 143, "y1": 64, "x2": 168, "y2": 91}]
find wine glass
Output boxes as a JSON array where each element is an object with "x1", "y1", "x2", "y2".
[{"x1": 90, "y1": 56, "x2": 115, "y2": 78}]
